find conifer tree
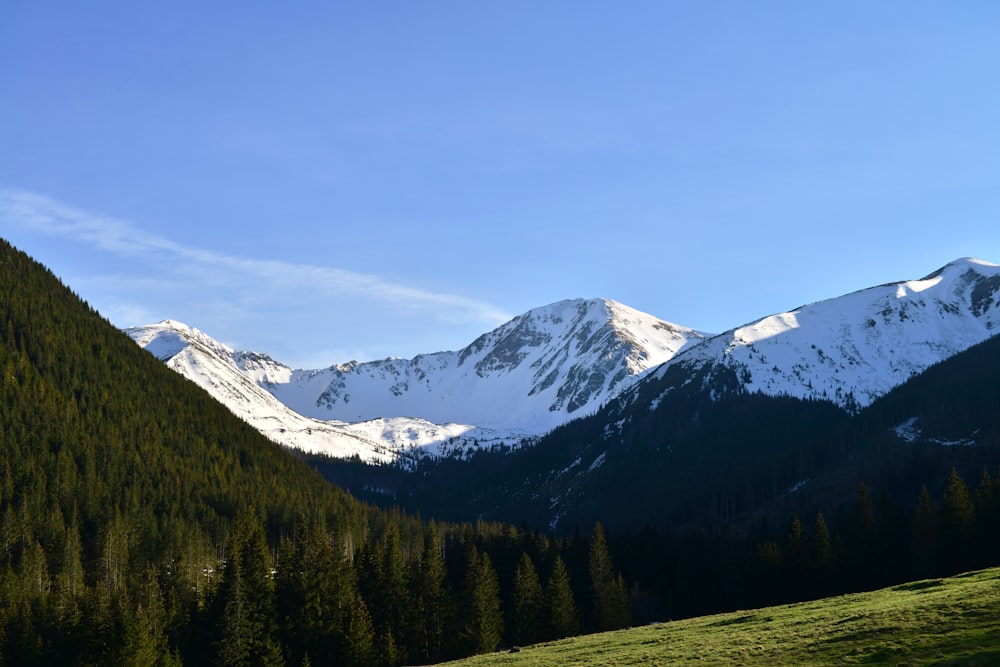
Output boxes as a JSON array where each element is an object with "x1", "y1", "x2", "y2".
[
  {"x1": 406, "y1": 526, "x2": 453, "y2": 663},
  {"x1": 276, "y1": 524, "x2": 358, "y2": 666},
  {"x1": 510, "y1": 552, "x2": 544, "y2": 646},
  {"x1": 459, "y1": 545, "x2": 504, "y2": 655},
  {"x1": 545, "y1": 554, "x2": 579, "y2": 640},
  {"x1": 940, "y1": 467, "x2": 975, "y2": 572},
  {"x1": 211, "y1": 514, "x2": 282, "y2": 667},
  {"x1": 363, "y1": 524, "x2": 409, "y2": 666},
  {"x1": 343, "y1": 591, "x2": 375, "y2": 667},
  {"x1": 54, "y1": 514, "x2": 84, "y2": 623},
  {"x1": 588, "y1": 523, "x2": 631, "y2": 631},
  {"x1": 810, "y1": 512, "x2": 835, "y2": 596}
]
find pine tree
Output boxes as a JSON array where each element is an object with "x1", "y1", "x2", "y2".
[
  {"x1": 342, "y1": 591, "x2": 375, "y2": 667},
  {"x1": 276, "y1": 524, "x2": 359, "y2": 666},
  {"x1": 940, "y1": 467, "x2": 975, "y2": 573},
  {"x1": 406, "y1": 526, "x2": 453, "y2": 663},
  {"x1": 211, "y1": 514, "x2": 282, "y2": 667},
  {"x1": 588, "y1": 523, "x2": 631, "y2": 632},
  {"x1": 545, "y1": 554, "x2": 579, "y2": 640},
  {"x1": 810, "y1": 512, "x2": 835, "y2": 596},
  {"x1": 362, "y1": 524, "x2": 409, "y2": 667},
  {"x1": 459, "y1": 545, "x2": 504, "y2": 655},
  {"x1": 510, "y1": 552, "x2": 544, "y2": 646}
]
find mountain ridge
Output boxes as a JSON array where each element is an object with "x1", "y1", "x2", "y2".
[
  {"x1": 128, "y1": 297, "x2": 705, "y2": 463},
  {"x1": 634, "y1": 257, "x2": 1000, "y2": 413},
  {"x1": 128, "y1": 258, "x2": 1000, "y2": 468}
]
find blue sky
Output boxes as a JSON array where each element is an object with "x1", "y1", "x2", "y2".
[{"x1": 3, "y1": 2, "x2": 999, "y2": 367}]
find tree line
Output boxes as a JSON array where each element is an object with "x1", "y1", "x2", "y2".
[
  {"x1": 0, "y1": 509, "x2": 631, "y2": 665},
  {"x1": 610, "y1": 466, "x2": 1000, "y2": 623}
]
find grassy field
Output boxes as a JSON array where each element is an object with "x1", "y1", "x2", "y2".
[{"x1": 439, "y1": 567, "x2": 1000, "y2": 666}]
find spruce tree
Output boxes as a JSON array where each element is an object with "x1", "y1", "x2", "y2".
[
  {"x1": 940, "y1": 467, "x2": 975, "y2": 573},
  {"x1": 810, "y1": 512, "x2": 835, "y2": 596},
  {"x1": 545, "y1": 554, "x2": 579, "y2": 640},
  {"x1": 510, "y1": 552, "x2": 544, "y2": 646},
  {"x1": 588, "y1": 523, "x2": 631, "y2": 632},
  {"x1": 366, "y1": 524, "x2": 408, "y2": 666},
  {"x1": 406, "y1": 526, "x2": 453, "y2": 663},
  {"x1": 276, "y1": 524, "x2": 358, "y2": 666},
  {"x1": 459, "y1": 545, "x2": 504, "y2": 655},
  {"x1": 211, "y1": 514, "x2": 282, "y2": 667},
  {"x1": 342, "y1": 591, "x2": 375, "y2": 667}
]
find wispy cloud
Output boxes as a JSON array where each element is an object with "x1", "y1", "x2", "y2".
[{"x1": 0, "y1": 188, "x2": 512, "y2": 326}]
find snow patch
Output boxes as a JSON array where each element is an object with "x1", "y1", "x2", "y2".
[{"x1": 894, "y1": 417, "x2": 921, "y2": 443}]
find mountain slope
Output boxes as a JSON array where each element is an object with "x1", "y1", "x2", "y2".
[
  {"x1": 129, "y1": 258, "x2": 999, "y2": 477},
  {"x1": 129, "y1": 299, "x2": 707, "y2": 461},
  {"x1": 0, "y1": 236, "x2": 373, "y2": 535},
  {"x1": 256, "y1": 298, "x2": 706, "y2": 431},
  {"x1": 637, "y1": 257, "x2": 1000, "y2": 413},
  {"x1": 318, "y1": 258, "x2": 1000, "y2": 531},
  {"x1": 0, "y1": 237, "x2": 409, "y2": 660}
]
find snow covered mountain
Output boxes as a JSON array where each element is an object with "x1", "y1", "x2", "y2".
[
  {"x1": 129, "y1": 259, "x2": 1000, "y2": 469},
  {"x1": 127, "y1": 299, "x2": 707, "y2": 463},
  {"x1": 633, "y1": 257, "x2": 1000, "y2": 414},
  {"x1": 255, "y1": 299, "x2": 706, "y2": 431}
]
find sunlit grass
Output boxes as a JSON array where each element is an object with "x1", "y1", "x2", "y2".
[{"x1": 440, "y1": 567, "x2": 1000, "y2": 666}]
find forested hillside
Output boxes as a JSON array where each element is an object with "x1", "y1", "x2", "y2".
[
  {"x1": 321, "y1": 332, "x2": 1000, "y2": 537},
  {"x1": 0, "y1": 239, "x2": 632, "y2": 665}
]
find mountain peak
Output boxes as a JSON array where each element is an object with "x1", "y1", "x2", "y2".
[
  {"x1": 920, "y1": 257, "x2": 1000, "y2": 281},
  {"x1": 127, "y1": 319, "x2": 233, "y2": 362},
  {"x1": 649, "y1": 257, "x2": 1000, "y2": 412},
  {"x1": 130, "y1": 298, "x2": 708, "y2": 460}
]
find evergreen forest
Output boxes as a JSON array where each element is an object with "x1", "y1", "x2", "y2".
[{"x1": 3, "y1": 236, "x2": 1000, "y2": 664}]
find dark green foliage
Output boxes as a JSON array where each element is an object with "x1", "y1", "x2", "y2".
[
  {"x1": 458, "y1": 545, "x2": 504, "y2": 655},
  {"x1": 545, "y1": 554, "x2": 580, "y2": 640},
  {"x1": 0, "y1": 238, "x2": 383, "y2": 663},
  {"x1": 405, "y1": 525, "x2": 454, "y2": 664},
  {"x1": 209, "y1": 514, "x2": 282, "y2": 666},
  {"x1": 588, "y1": 523, "x2": 631, "y2": 631},
  {"x1": 940, "y1": 466, "x2": 975, "y2": 571},
  {"x1": 358, "y1": 523, "x2": 409, "y2": 666},
  {"x1": 275, "y1": 521, "x2": 362, "y2": 666},
  {"x1": 510, "y1": 553, "x2": 544, "y2": 646}
]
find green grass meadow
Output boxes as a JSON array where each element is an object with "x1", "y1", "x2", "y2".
[{"x1": 441, "y1": 567, "x2": 1000, "y2": 666}]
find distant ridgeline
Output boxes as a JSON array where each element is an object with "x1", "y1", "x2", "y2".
[
  {"x1": 314, "y1": 329, "x2": 1000, "y2": 537},
  {"x1": 3, "y1": 236, "x2": 1000, "y2": 665}
]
